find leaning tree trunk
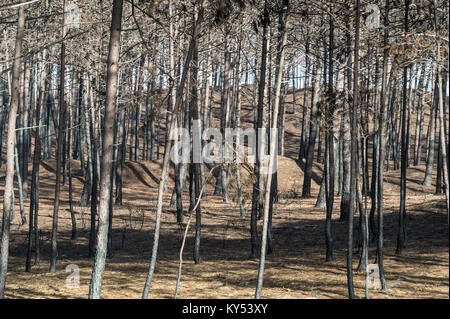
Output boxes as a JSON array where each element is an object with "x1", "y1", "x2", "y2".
[
  {"x1": 142, "y1": 4, "x2": 203, "y2": 298},
  {"x1": 255, "y1": 0, "x2": 289, "y2": 298}
]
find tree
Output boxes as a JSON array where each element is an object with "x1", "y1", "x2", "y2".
[
  {"x1": 142, "y1": 0, "x2": 204, "y2": 298},
  {"x1": 0, "y1": 2, "x2": 26, "y2": 299},
  {"x1": 88, "y1": 0, "x2": 124, "y2": 299},
  {"x1": 50, "y1": 0, "x2": 68, "y2": 273},
  {"x1": 255, "y1": 0, "x2": 289, "y2": 298},
  {"x1": 347, "y1": 0, "x2": 361, "y2": 299}
]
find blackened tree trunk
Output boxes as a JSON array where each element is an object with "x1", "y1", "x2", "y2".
[
  {"x1": 190, "y1": 22, "x2": 202, "y2": 264},
  {"x1": 347, "y1": 0, "x2": 361, "y2": 299},
  {"x1": 26, "y1": 49, "x2": 48, "y2": 272},
  {"x1": 302, "y1": 59, "x2": 321, "y2": 198},
  {"x1": 233, "y1": 33, "x2": 245, "y2": 218},
  {"x1": 369, "y1": 54, "x2": 380, "y2": 243},
  {"x1": 423, "y1": 71, "x2": 437, "y2": 186},
  {"x1": 68, "y1": 101, "x2": 75, "y2": 239},
  {"x1": 250, "y1": 0, "x2": 269, "y2": 259},
  {"x1": 433, "y1": 0, "x2": 449, "y2": 219},
  {"x1": 298, "y1": 33, "x2": 311, "y2": 161},
  {"x1": 50, "y1": 0, "x2": 68, "y2": 273},
  {"x1": 21, "y1": 65, "x2": 31, "y2": 198},
  {"x1": 375, "y1": 0, "x2": 390, "y2": 291},
  {"x1": 325, "y1": 14, "x2": 336, "y2": 262},
  {"x1": 396, "y1": 0, "x2": 411, "y2": 256},
  {"x1": 80, "y1": 74, "x2": 93, "y2": 207},
  {"x1": 340, "y1": 27, "x2": 353, "y2": 222},
  {"x1": 88, "y1": 95, "x2": 98, "y2": 258},
  {"x1": 413, "y1": 63, "x2": 426, "y2": 165}
]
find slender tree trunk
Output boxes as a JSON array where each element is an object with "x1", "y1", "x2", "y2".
[
  {"x1": 190, "y1": 19, "x2": 202, "y2": 264},
  {"x1": 255, "y1": 0, "x2": 289, "y2": 298},
  {"x1": 49, "y1": 0, "x2": 67, "y2": 273},
  {"x1": 21, "y1": 66, "x2": 31, "y2": 198},
  {"x1": 142, "y1": 5, "x2": 203, "y2": 298},
  {"x1": 88, "y1": 0, "x2": 124, "y2": 299},
  {"x1": 298, "y1": 33, "x2": 310, "y2": 161},
  {"x1": 376, "y1": 0, "x2": 390, "y2": 291},
  {"x1": 433, "y1": 0, "x2": 449, "y2": 219},
  {"x1": 423, "y1": 70, "x2": 437, "y2": 186},
  {"x1": 302, "y1": 59, "x2": 321, "y2": 198},
  {"x1": 347, "y1": 0, "x2": 361, "y2": 299},
  {"x1": 325, "y1": 15, "x2": 336, "y2": 262},
  {"x1": 250, "y1": 0, "x2": 270, "y2": 259},
  {"x1": 26, "y1": 50, "x2": 48, "y2": 272},
  {"x1": 0, "y1": 4, "x2": 25, "y2": 298},
  {"x1": 396, "y1": 1, "x2": 411, "y2": 256}
]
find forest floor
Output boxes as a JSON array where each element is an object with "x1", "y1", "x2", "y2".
[{"x1": 1, "y1": 88, "x2": 448, "y2": 299}]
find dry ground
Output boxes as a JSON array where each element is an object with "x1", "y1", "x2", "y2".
[{"x1": 0, "y1": 87, "x2": 448, "y2": 299}]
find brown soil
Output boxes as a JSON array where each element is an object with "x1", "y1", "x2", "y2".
[{"x1": 0, "y1": 88, "x2": 448, "y2": 299}]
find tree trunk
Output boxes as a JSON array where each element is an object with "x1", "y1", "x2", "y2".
[
  {"x1": 142, "y1": 4, "x2": 203, "y2": 298},
  {"x1": 375, "y1": 0, "x2": 390, "y2": 291},
  {"x1": 88, "y1": 0, "x2": 124, "y2": 299},
  {"x1": 250, "y1": 0, "x2": 270, "y2": 259},
  {"x1": 347, "y1": 0, "x2": 361, "y2": 299},
  {"x1": 50, "y1": 0, "x2": 68, "y2": 272},
  {"x1": 423, "y1": 69, "x2": 438, "y2": 186},
  {"x1": 0, "y1": 4, "x2": 25, "y2": 298},
  {"x1": 255, "y1": 0, "x2": 289, "y2": 298},
  {"x1": 302, "y1": 59, "x2": 322, "y2": 198}
]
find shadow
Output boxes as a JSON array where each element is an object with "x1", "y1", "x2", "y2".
[
  {"x1": 292, "y1": 156, "x2": 323, "y2": 186},
  {"x1": 124, "y1": 162, "x2": 153, "y2": 188},
  {"x1": 137, "y1": 162, "x2": 160, "y2": 185},
  {"x1": 5, "y1": 190, "x2": 447, "y2": 298}
]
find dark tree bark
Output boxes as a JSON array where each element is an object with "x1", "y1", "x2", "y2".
[
  {"x1": 375, "y1": 0, "x2": 390, "y2": 291},
  {"x1": 298, "y1": 33, "x2": 311, "y2": 161},
  {"x1": 250, "y1": 0, "x2": 270, "y2": 259},
  {"x1": 190, "y1": 23, "x2": 202, "y2": 264},
  {"x1": 347, "y1": 0, "x2": 361, "y2": 299},
  {"x1": 325, "y1": 13, "x2": 336, "y2": 262},
  {"x1": 302, "y1": 59, "x2": 321, "y2": 198},
  {"x1": 50, "y1": 0, "x2": 68, "y2": 273},
  {"x1": 26, "y1": 49, "x2": 49, "y2": 272},
  {"x1": 433, "y1": 0, "x2": 449, "y2": 218},
  {"x1": 396, "y1": 0, "x2": 411, "y2": 256},
  {"x1": 423, "y1": 73, "x2": 437, "y2": 186}
]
